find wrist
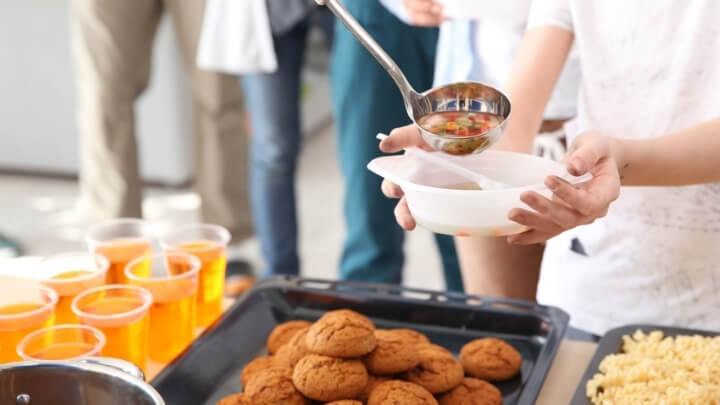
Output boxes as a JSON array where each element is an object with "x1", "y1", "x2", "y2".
[{"x1": 607, "y1": 136, "x2": 629, "y2": 182}]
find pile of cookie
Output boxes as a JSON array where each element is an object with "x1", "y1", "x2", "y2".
[{"x1": 218, "y1": 309, "x2": 522, "y2": 405}]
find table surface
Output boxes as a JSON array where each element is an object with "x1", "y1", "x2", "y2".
[{"x1": 535, "y1": 340, "x2": 597, "y2": 404}]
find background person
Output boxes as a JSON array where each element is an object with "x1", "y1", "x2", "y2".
[
  {"x1": 72, "y1": 0, "x2": 252, "y2": 242},
  {"x1": 330, "y1": 0, "x2": 464, "y2": 291}
]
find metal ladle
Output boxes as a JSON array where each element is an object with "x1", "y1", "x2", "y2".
[{"x1": 316, "y1": 0, "x2": 511, "y2": 155}]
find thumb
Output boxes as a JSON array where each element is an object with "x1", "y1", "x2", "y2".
[
  {"x1": 379, "y1": 125, "x2": 424, "y2": 153},
  {"x1": 566, "y1": 142, "x2": 603, "y2": 176}
]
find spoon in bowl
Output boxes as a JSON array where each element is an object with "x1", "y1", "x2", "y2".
[
  {"x1": 376, "y1": 133, "x2": 593, "y2": 191},
  {"x1": 376, "y1": 133, "x2": 510, "y2": 190},
  {"x1": 316, "y1": 0, "x2": 511, "y2": 156}
]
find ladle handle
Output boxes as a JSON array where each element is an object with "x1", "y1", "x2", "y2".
[{"x1": 317, "y1": 0, "x2": 417, "y2": 111}]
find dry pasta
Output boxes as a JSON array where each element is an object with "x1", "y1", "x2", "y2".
[{"x1": 586, "y1": 330, "x2": 720, "y2": 405}]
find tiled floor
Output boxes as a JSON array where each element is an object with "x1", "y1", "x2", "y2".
[{"x1": 0, "y1": 125, "x2": 446, "y2": 291}]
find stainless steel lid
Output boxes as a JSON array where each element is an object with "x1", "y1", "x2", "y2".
[{"x1": 0, "y1": 358, "x2": 165, "y2": 405}]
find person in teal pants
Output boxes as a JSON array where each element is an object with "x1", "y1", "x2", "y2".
[{"x1": 330, "y1": 0, "x2": 464, "y2": 292}]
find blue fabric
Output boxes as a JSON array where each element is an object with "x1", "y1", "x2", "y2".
[
  {"x1": 330, "y1": 0, "x2": 464, "y2": 292},
  {"x1": 433, "y1": 20, "x2": 484, "y2": 86},
  {"x1": 241, "y1": 10, "x2": 333, "y2": 277}
]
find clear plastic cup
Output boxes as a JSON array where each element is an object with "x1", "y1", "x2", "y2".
[
  {"x1": 125, "y1": 253, "x2": 201, "y2": 363},
  {"x1": 72, "y1": 285, "x2": 152, "y2": 373},
  {"x1": 86, "y1": 218, "x2": 153, "y2": 284},
  {"x1": 0, "y1": 284, "x2": 58, "y2": 363},
  {"x1": 17, "y1": 324, "x2": 105, "y2": 361},
  {"x1": 160, "y1": 224, "x2": 230, "y2": 327},
  {"x1": 41, "y1": 252, "x2": 109, "y2": 324}
]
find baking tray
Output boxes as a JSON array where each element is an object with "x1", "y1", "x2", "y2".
[
  {"x1": 570, "y1": 324, "x2": 720, "y2": 404},
  {"x1": 151, "y1": 277, "x2": 569, "y2": 405}
]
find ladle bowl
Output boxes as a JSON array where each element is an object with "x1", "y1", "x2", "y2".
[
  {"x1": 415, "y1": 82, "x2": 511, "y2": 155},
  {"x1": 317, "y1": 0, "x2": 511, "y2": 155}
]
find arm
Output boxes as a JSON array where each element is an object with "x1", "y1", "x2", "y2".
[
  {"x1": 493, "y1": 25, "x2": 574, "y2": 153},
  {"x1": 607, "y1": 118, "x2": 720, "y2": 185},
  {"x1": 510, "y1": 118, "x2": 720, "y2": 245}
]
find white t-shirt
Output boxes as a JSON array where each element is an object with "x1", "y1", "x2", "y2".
[{"x1": 529, "y1": 0, "x2": 720, "y2": 335}]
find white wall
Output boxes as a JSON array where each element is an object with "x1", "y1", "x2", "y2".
[{"x1": 0, "y1": 0, "x2": 194, "y2": 185}]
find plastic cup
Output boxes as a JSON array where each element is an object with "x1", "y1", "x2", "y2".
[
  {"x1": 72, "y1": 285, "x2": 152, "y2": 373},
  {"x1": 86, "y1": 218, "x2": 152, "y2": 284},
  {"x1": 125, "y1": 253, "x2": 200, "y2": 363},
  {"x1": 17, "y1": 324, "x2": 105, "y2": 361},
  {"x1": 41, "y1": 252, "x2": 109, "y2": 324},
  {"x1": 160, "y1": 224, "x2": 230, "y2": 327},
  {"x1": 0, "y1": 285, "x2": 58, "y2": 363}
]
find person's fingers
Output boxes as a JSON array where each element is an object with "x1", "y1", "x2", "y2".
[
  {"x1": 394, "y1": 197, "x2": 416, "y2": 230},
  {"x1": 381, "y1": 179, "x2": 404, "y2": 199},
  {"x1": 507, "y1": 229, "x2": 555, "y2": 245},
  {"x1": 404, "y1": 0, "x2": 443, "y2": 17},
  {"x1": 519, "y1": 191, "x2": 584, "y2": 229},
  {"x1": 507, "y1": 208, "x2": 563, "y2": 235},
  {"x1": 545, "y1": 176, "x2": 596, "y2": 216},
  {"x1": 380, "y1": 125, "x2": 425, "y2": 153},
  {"x1": 566, "y1": 142, "x2": 602, "y2": 176}
]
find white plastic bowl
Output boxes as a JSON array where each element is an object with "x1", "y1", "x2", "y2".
[{"x1": 368, "y1": 150, "x2": 580, "y2": 237}]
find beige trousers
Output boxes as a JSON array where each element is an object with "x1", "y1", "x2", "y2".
[{"x1": 72, "y1": 0, "x2": 252, "y2": 239}]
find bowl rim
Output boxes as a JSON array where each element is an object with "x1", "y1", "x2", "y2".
[{"x1": 368, "y1": 150, "x2": 565, "y2": 195}]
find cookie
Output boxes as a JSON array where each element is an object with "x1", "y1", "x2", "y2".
[
  {"x1": 266, "y1": 320, "x2": 312, "y2": 354},
  {"x1": 356, "y1": 374, "x2": 391, "y2": 402},
  {"x1": 275, "y1": 326, "x2": 310, "y2": 368},
  {"x1": 460, "y1": 337, "x2": 522, "y2": 381},
  {"x1": 292, "y1": 354, "x2": 368, "y2": 402},
  {"x1": 240, "y1": 356, "x2": 276, "y2": 387},
  {"x1": 325, "y1": 401, "x2": 363, "y2": 405},
  {"x1": 367, "y1": 380, "x2": 438, "y2": 405},
  {"x1": 245, "y1": 367, "x2": 307, "y2": 405},
  {"x1": 391, "y1": 328, "x2": 430, "y2": 344},
  {"x1": 216, "y1": 393, "x2": 250, "y2": 405},
  {"x1": 305, "y1": 309, "x2": 376, "y2": 358},
  {"x1": 403, "y1": 344, "x2": 464, "y2": 394},
  {"x1": 437, "y1": 378, "x2": 503, "y2": 405},
  {"x1": 364, "y1": 330, "x2": 420, "y2": 375}
]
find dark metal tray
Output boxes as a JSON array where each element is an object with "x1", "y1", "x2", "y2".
[
  {"x1": 570, "y1": 324, "x2": 720, "y2": 405},
  {"x1": 151, "y1": 277, "x2": 569, "y2": 405}
]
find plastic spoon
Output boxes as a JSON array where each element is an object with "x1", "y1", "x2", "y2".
[
  {"x1": 376, "y1": 133, "x2": 593, "y2": 190},
  {"x1": 376, "y1": 133, "x2": 510, "y2": 190}
]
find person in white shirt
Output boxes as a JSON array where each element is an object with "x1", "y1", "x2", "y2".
[{"x1": 381, "y1": 0, "x2": 720, "y2": 335}]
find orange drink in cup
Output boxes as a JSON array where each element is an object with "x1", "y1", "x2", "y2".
[
  {"x1": 0, "y1": 284, "x2": 58, "y2": 363},
  {"x1": 41, "y1": 252, "x2": 109, "y2": 324},
  {"x1": 125, "y1": 253, "x2": 200, "y2": 362},
  {"x1": 72, "y1": 285, "x2": 152, "y2": 373},
  {"x1": 87, "y1": 218, "x2": 152, "y2": 284},
  {"x1": 161, "y1": 225, "x2": 230, "y2": 327},
  {"x1": 17, "y1": 324, "x2": 105, "y2": 361}
]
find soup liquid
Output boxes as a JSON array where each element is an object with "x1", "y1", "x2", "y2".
[
  {"x1": 0, "y1": 303, "x2": 54, "y2": 363},
  {"x1": 445, "y1": 182, "x2": 483, "y2": 190},
  {"x1": 51, "y1": 270, "x2": 98, "y2": 324},
  {"x1": 418, "y1": 111, "x2": 502, "y2": 137},
  {"x1": 79, "y1": 297, "x2": 149, "y2": 373},
  {"x1": 177, "y1": 241, "x2": 226, "y2": 327},
  {"x1": 94, "y1": 239, "x2": 151, "y2": 284}
]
